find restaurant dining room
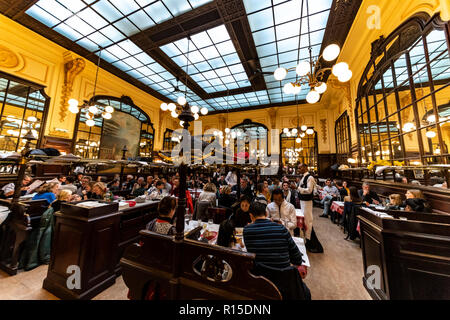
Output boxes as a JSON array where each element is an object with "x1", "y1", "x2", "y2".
[{"x1": 0, "y1": 0, "x2": 449, "y2": 308}]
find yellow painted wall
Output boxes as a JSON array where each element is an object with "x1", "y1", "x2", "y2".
[
  {"x1": 0, "y1": 14, "x2": 177, "y2": 151},
  {"x1": 0, "y1": 0, "x2": 448, "y2": 156}
]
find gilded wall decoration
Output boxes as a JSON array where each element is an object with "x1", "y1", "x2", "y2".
[
  {"x1": 328, "y1": 79, "x2": 354, "y2": 131},
  {"x1": 320, "y1": 119, "x2": 328, "y2": 144},
  {"x1": 289, "y1": 116, "x2": 305, "y2": 128},
  {"x1": 0, "y1": 44, "x2": 20, "y2": 69},
  {"x1": 59, "y1": 53, "x2": 85, "y2": 122}
]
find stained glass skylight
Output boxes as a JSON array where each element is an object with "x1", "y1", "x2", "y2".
[
  {"x1": 204, "y1": 90, "x2": 271, "y2": 111},
  {"x1": 243, "y1": 0, "x2": 332, "y2": 103},
  {"x1": 160, "y1": 25, "x2": 250, "y2": 93}
]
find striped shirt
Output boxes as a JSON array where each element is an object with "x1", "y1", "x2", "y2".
[{"x1": 243, "y1": 219, "x2": 303, "y2": 268}]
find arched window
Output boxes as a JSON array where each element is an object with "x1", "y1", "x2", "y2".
[
  {"x1": 0, "y1": 71, "x2": 49, "y2": 153},
  {"x1": 231, "y1": 119, "x2": 268, "y2": 160},
  {"x1": 356, "y1": 13, "x2": 450, "y2": 166},
  {"x1": 73, "y1": 95, "x2": 154, "y2": 160},
  {"x1": 335, "y1": 111, "x2": 351, "y2": 164},
  {"x1": 280, "y1": 128, "x2": 318, "y2": 170}
]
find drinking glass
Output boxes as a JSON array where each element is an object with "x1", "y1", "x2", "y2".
[{"x1": 208, "y1": 218, "x2": 213, "y2": 226}]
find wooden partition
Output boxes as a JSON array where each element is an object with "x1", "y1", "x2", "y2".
[
  {"x1": 121, "y1": 230, "x2": 282, "y2": 300},
  {"x1": 0, "y1": 199, "x2": 48, "y2": 275},
  {"x1": 344, "y1": 179, "x2": 450, "y2": 214},
  {"x1": 358, "y1": 207, "x2": 450, "y2": 300}
]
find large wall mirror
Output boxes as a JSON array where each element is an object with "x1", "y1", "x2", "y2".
[
  {"x1": 73, "y1": 95, "x2": 154, "y2": 160},
  {"x1": 0, "y1": 71, "x2": 49, "y2": 153},
  {"x1": 280, "y1": 128, "x2": 318, "y2": 171},
  {"x1": 356, "y1": 13, "x2": 450, "y2": 166}
]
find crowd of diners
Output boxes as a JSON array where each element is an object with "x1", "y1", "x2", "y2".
[{"x1": 0, "y1": 165, "x2": 445, "y2": 298}]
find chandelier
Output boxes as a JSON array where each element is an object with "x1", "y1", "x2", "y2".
[
  {"x1": 160, "y1": 36, "x2": 208, "y2": 125},
  {"x1": 273, "y1": 44, "x2": 353, "y2": 104},
  {"x1": 68, "y1": 49, "x2": 114, "y2": 126},
  {"x1": 282, "y1": 100, "x2": 314, "y2": 143}
]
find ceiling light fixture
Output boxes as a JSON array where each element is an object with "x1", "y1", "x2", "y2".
[
  {"x1": 159, "y1": 36, "x2": 208, "y2": 125},
  {"x1": 273, "y1": 43, "x2": 352, "y2": 104}
]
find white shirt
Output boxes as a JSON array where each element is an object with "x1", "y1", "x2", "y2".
[
  {"x1": 298, "y1": 174, "x2": 317, "y2": 197},
  {"x1": 266, "y1": 200, "x2": 297, "y2": 234},
  {"x1": 225, "y1": 172, "x2": 237, "y2": 186}
]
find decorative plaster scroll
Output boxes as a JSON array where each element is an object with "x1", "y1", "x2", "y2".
[
  {"x1": 328, "y1": 79, "x2": 354, "y2": 131},
  {"x1": 320, "y1": 119, "x2": 328, "y2": 144},
  {"x1": 289, "y1": 116, "x2": 305, "y2": 128},
  {"x1": 0, "y1": 44, "x2": 20, "y2": 69},
  {"x1": 267, "y1": 108, "x2": 277, "y2": 129},
  {"x1": 59, "y1": 53, "x2": 85, "y2": 122}
]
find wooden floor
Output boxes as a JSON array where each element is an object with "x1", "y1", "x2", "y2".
[{"x1": 0, "y1": 207, "x2": 371, "y2": 300}]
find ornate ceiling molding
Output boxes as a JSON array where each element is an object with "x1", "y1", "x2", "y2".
[{"x1": 59, "y1": 52, "x2": 85, "y2": 122}]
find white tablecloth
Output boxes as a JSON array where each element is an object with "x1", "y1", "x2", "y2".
[
  {"x1": 0, "y1": 206, "x2": 10, "y2": 226},
  {"x1": 184, "y1": 221, "x2": 310, "y2": 267},
  {"x1": 295, "y1": 209, "x2": 304, "y2": 217}
]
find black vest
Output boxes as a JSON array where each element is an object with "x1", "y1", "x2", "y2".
[{"x1": 298, "y1": 173, "x2": 314, "y2": 201}]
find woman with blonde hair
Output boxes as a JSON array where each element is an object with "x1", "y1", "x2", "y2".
[
  {"x1": 218, "y1": 185, "x2": 236, "y2": 209},
  {"x1": 52, "y1": 189, "x2": 72, "y2": 212},
  {"x1": 91, "y1": 182, "x2": 106, "y2": 199},
  {"x1": 198, "y1": 182, "x2": 217, "y2": 207},
  {"x1": 32, "y1": 182, "x2": 59, "y2": 205},
  {"x1": 385, "y1": 194, "x2": 402, "y2": 210}
]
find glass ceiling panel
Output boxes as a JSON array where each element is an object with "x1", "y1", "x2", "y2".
[
  {"x1": 160, "y1": 25, "x2": 250, "y2": 93},
  {"x1": 26, "y1": 0, "x2": 214, "y2": 53},
  {"x1": 243, "y1": 0, "x2": 332, "y2": 103}
]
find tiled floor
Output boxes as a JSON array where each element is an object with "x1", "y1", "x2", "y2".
[{"x1": 0, "y1": 207, "x2": 370, "y2": 300}]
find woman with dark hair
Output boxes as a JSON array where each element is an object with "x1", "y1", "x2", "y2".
[
  {"x1": 217, "y1": 220, "x2": 244, "y2": 250},
  {"x1": 232, "y1": 195, "x2": 252, "y2": 227},
  {"x1": 146, "y1": 196, "x2": 177, "y2": 235},
  {"x1": 404, "y1": 189, "x2": 432, "y2": 213},
  {"x1": 32, "y1": 182, "x2": 59, "y2": 205}
]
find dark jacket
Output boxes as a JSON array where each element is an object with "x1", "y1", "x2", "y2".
[
  {"x1": 405, "y1": 198, "x2": 432, "y2": 213},
  {"x1": 218, "y1": 193, "x2": 237, "y2": 208},
  {"x1": 232, "y1": 208, "x2": 252, "y2": 228},
  {"x1": 358, "y1": 190, "x2": 380, "y2": 204},
  {"x1": 252, "y1": 263, "x2": 311, "y2": 300}
]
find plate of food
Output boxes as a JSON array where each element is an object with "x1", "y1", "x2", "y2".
[{"x1": 201, "y1": 230, "x2": 218, "y2": 241}]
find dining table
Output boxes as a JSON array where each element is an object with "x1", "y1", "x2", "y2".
[{"x1": 184, "y1": 220, "x2": 310, "y2": 267}]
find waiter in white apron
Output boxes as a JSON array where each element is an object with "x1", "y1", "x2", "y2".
[{"x1": 298, "y1": 163, "x2": 323, "y2": 253}]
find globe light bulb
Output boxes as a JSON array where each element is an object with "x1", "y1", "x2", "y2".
[
  {"x1": 283, "y1": 128, "x2": 289, "y2": 134},
  {"x1": 283, "y1": 82, "x2": 295, "y2": 95},
  {"x1": 315, "y1": 82, "x2": 327, "y2": 94},
  {"x1": 200, "y1": 107, "x2": 208, "y2": 115},
  {"x1": 306, "y1": 128, "x2": 314, "y2": 135},
  {"x1": 225, "y1": 127, "x2": 230, "y2": 133},
  {"x1": 296, "y1": 137, "x2": 301, "y2": 143},
  {"x1": 68, "y1": 99, "x2": 79, "y2": 107},
  {"x1": 177, "y1": 95, "x2": 187, "y2": 105},
  {"x1": 171, "y1": 111, "x2": 178, "y2": 118},
  {"x1": 69, "y1": 105, "x2": 79, "y2": 114},
  {"x1": 296, "y1": 61, "x2": 310, "y2": 76},
  {"x1": 180, "y1": 121, "x2": 184, "y2": 127},
  {"x1": 338, "y1": 69, "x2": 353, "y2": 82},
  {"x1": 301, "y1": 125, "x2": 307, "y2": 131},
  {"x1": 231, "y1": 131, "x2": 236, "y2": 139},
  {"x1": 426, "y1": 131, "x2": 436, "y2": 138},
  {"x1": 427, "y1": 115, "x2": 436, "y2": 123},
  {"x1": 88, "y1": 105, "x2": 99, "y2": 114},
  {"x1": 225, "y1": 139, "x2": 230, "y2": 145},
  {"x1": 168, "y1": 103, "x2": 176, "y2": 112},
  {"x1": 191, "y1": 105, "x2": 199, "y2": 113},
  {"x1": 86, "y1": 119, "x2": 95, "y2": 127},
  {"x1": 306, "y1": 90, "x2": 320, "y2": 104},
  {"x1": 105, "y1": 105, "x2": 114, "y2": 113},
  {"x1": 102, "y1": 112, "x2": 112, "y2": 119},
  {"x1": 27, "y1": 116, "x2": 37, "y2": 122},
  {"x1": 292, "y1": 84, "x2": 301, "y2": 95},
  {"x1": 323, "y1": 44, "x2": 340, "y2": 61},
  {"x1": 300, "y1": 133, "x2": 305, "y2": 138},
  {"x1": 194, "y1": 113, "x2": 199, "y2": 120},
  {"x1": 286, "y1": 132, "x2": 291, "y2": 137},
  {"x1": 332, "y1": 62, "x2": 349, "y2": 77},
  {"x1": 274, "y1": 67, "x2": 287, "y2": 81}
]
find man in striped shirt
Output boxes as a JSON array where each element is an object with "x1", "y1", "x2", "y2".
[{"x1": 243, "y1": 201, "x2": 304, "y2": 269}]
